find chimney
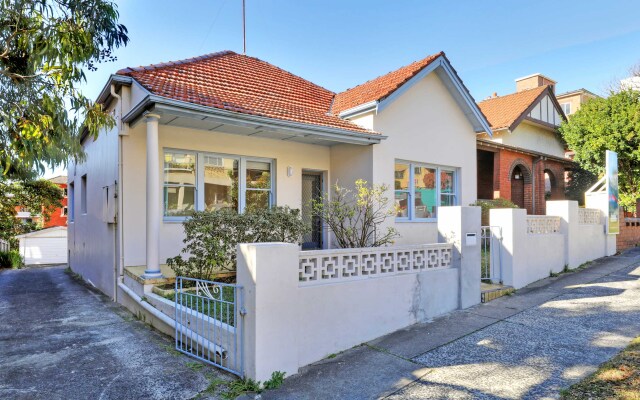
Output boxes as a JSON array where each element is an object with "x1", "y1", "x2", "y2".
[
  {"x1": 515, "y1": 73, "x2": 556, "y2": 93},
  {"x1": 492, "y1": 92, "x2": 498, "y2": 98}
]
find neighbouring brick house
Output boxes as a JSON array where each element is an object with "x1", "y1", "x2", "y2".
[{"x1": 476, "y1": 74, "x2": 573, "y2": 215}]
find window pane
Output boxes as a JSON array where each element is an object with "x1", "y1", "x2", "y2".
[
  {"x1": 204, "y1": 157, "x2": 239, "y2": 211},
  {"x1": 247, "y1": 161, "x2": 271, "y2": 189},
  {"x1": 164, "y1": 186, "x2": 196, "y2": 216},
  {"x1": 246, "y1": 190, "x2": 270, "y2": 211},
  {"x1": 394, "y1": 163, "x2": 409, "y2": 190},
  {"x1": 164, "y1": 152, "x2": 196, "y2": 186},
  {"x1": 441, "y1": 170, "x2": 454, "y2": 194},
  {"x1": 414, "y1": 167, "x2": 436, "y2": 218},
  {"x1": 395, "y1": 191, "x2": 409, "y2": 217},
  {"x1": 441, "y1": 194, "x2": 455, "y2": 207}
]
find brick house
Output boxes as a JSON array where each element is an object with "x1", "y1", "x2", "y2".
[
  {"x1": 476, "y1": 74, "x2": 573, "y2": 215},
  {"x1": 15, "y1": 175, "x2": 68, "y2": 228}
]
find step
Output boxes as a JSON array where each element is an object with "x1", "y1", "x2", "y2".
[{"x1": 481, "y1": 285, "x2": 515, "y2": 303}]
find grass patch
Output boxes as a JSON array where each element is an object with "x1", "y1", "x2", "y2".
[
  {"x1": 186, "y1": 361, "x2": 204, "y2": 371},
  {"x1": 165, "y1": 286, "x2": 236, "y2": 326},
  {"x1": 222, "y1": 378, "x2": 262, "y2": 399},
  {"x1": 561, "y1": 336, "x2": 640, "y2": 399}
]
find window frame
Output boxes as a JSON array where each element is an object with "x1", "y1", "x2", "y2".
[
  {"x1": 80, "y1": 175, "x2": 87, "y2": 215},
  {"x1": 561, "y1": 102, "x2": 571, "y2": 115},
  {"x1": 163, "y1": 150, "x2": 198, "y2": 222},
  {"x1": 68, "y1": 182, "x2": 75, "y2": 222},
  {"x1": 394, "y1": 160, "x2": 459, "y2": 222},
  {"x1": 163, "y1": 148, "x2": 275, "y2": 222}
]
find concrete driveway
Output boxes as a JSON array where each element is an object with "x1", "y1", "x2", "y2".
[
  {"x1": 0, "y1": 266, "x2": 232, "y2": 400},
  {"x1": 264, "y1": 248, "x2": 640, "y2": 399}
]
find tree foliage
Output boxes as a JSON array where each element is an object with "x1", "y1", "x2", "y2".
[
  {"x1": 0, "y1": 0, "x2": 129, "y2": 179},
  {"x1": 311, "y1": 180, "x2": 399, "y2": 248},
  {"x1": 564, "y1": 166, "x2": 599, "y2": 206},
  {"x1": 0, "y1": 178, "x2": 63, "y2": 246},
  {"x1": 559, "y1": 89, "x2": 640, "y2": 210},
  {"x1": 167, "y1": 207, "x2": 306, "y2": 280}
]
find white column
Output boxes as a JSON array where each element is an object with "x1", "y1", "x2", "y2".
[{"x1": 144, "y1": 113, "x2": 162, "y2": 279}]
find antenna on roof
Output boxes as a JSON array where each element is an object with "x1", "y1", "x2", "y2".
[{"x1": 242, "y1": 0, "x2": 246, "y2": 54}]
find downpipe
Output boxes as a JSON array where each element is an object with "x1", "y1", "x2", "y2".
[{"x1": 110, "y1": 84, "x2": 127, "y2": 303}]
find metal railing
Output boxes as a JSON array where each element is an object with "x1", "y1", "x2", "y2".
[
  {"x1": 481, "y1": 226, "x2": 502, "y2": 283},
  {"x1": 0, "y1": 240, "x2": 9, "y2": 252},
  {"x1": 174, "y1": 276, "x2": 245, "y2": 377}
]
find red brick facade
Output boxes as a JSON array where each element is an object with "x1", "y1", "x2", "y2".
[
  {"x1": 478, "y1": 147, "x2": 567, "y2": 215},
  {"x1": 44, "y1": 182, "x2": 68, "y2": 228},
  {"x1": 618, "y1": 208, "x2": 640, "y2": 252}
]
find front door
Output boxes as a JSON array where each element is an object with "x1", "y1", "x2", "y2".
[{"x1": 301, "y1": 173, "x2": 323, "y2": 250}]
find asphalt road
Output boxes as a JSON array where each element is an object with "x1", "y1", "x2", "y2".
[{"x1": 0, "y1": 266, "x2": 232, "y2": 400}]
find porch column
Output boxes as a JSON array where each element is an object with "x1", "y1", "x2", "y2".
[{"x1": 144, "y1": 113, "x2": 162, "y2": 279}]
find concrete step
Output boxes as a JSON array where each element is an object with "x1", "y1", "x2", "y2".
[{"x1": 481, "y1": 285, "x2": 515, "y2": 303}]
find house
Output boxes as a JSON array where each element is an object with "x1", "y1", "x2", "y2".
[
  {"x1": 476, "y1": 73, "x2": 572, "y2": 215},
  {"x1": 555, "y1": 88, "x2": 599, "y2": 117},
  {"x1": 17, "y1": 226, "x2": 67, "y2": 265},
  {"x1": 68, "y1": 50, "x2": 491, "y2": 298},
  {"x1": 15, "y1": 175, "x2": 68, "y2": 227}
]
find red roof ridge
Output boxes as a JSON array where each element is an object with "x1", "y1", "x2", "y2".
[
  {"x1": 116, "y1": 50, "x2": 236, "y2": 75},
  {"x1": 478, "y1": 85, "x2": 549, "y2": 104}
]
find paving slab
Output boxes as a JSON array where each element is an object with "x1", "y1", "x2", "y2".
[
  {"x1": 0, "y1": 266, "x2": 233, "y2": 400},
  {"x1": 369, "y1": 310, "x2": 497, "y2": 359}
]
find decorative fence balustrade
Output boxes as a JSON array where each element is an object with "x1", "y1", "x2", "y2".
[
  {"x1": 0, "y1": 240, "x2": 9, "y2": 252},
  {"x1": 298, "y1": 243, "x2": 453, "y2": 286},
  {"x1": 526, "y1": 216, "x2": 561, "y2": 234},
  {"x1": 579, "y1": 208, "x2": 601, "y2": 225}
]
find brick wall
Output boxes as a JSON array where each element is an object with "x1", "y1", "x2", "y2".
[
  {"x1": 44, "y1": 183, "x2": 68, "y2": 228},
  {"x1": 618, "y1": 209, "x2": 640, "y2": 252}
]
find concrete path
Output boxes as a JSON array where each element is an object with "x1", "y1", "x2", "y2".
[
  {"x1": 264, "y1": 248, "x2": 640, "y2": 400},
  {"x1": 0, "y1": 266, "x2": 233, "y2": 400}
]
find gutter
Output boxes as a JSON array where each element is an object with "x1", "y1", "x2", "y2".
[{"x1": 123, "y1": 95, "x2": 386, "y2": 145}]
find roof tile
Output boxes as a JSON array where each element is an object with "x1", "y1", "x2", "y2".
[
  {"x1": 477, "y1": 86, "x2": 549, "y2": 130},
  {"x1": 117, "y1": 51, "x2": 374, "y2": 134}
]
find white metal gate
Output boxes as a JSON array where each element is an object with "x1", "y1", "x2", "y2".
[
  {"x1": 174, "y1": 277, "x2": 245, "y2": 377},
  {"x1": 481, "y1": 226, "x2": 503, "y2": 283}
]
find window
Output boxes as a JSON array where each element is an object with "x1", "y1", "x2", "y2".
[
  {"x1": 561, "y1": 102, "x2": 571, "y2": 115},
  {"x1": 81, "y1": 175, "x2": 87, "y2": 215},
  {"x1": 164, "y1": 152, "x2": 196, "y2": 217},
  {"x1": 63, "y1": 188, "x2": 68, "y2": 197},
  {"x1": 68, "y1": 182, "x2": 74, "y2": 221},
  {"x1": 163, "y1": 149, "x2": 274, "y2": 219},
  {"x1": 394, "y1": 161, "x2": 458, "y2": 221},
  {"x1": 62, "y1": 207, "x2": 68, "y2": 216}
]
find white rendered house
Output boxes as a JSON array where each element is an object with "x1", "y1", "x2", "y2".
[{"x1": 67, "y1": 50, "x2": 491, "y2": 299}]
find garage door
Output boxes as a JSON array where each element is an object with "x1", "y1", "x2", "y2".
[{"x1": 20, "y1": 237, "x2": 68, "y2": 265}]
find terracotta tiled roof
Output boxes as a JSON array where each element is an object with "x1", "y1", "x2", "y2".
[
  {"x1": 116, "y1": 50, "x2": 374, "y2": 134},
  {"x1": 331, "y1": 52, "x2": 444, "y2": 115},
  {"x1": 477, "y1": 86, "x2": 549, "y2": 130}
]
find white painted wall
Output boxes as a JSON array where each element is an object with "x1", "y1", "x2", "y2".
[
  {"x1": 491, "y1": 208, "x2": 564, "y2": 289},
  {"x1": 491, "y1": 121, "x2": 566, "y2": 158},
  {"x1": 122, "y1": 124, "x2": 332, "y2": 267},
  {"x1": 368, "y1": 72, "x2": 478, "y2": 245},
  {"x1": 68, "y1": 116, "x2": 119, "y2": 297}
]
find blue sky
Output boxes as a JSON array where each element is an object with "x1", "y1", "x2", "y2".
[{"x1": 47, "y1": 0, "x2": 640, "y2": 176}]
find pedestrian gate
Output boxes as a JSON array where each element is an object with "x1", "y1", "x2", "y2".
[
  {"x1": 480, "y1": 226, "x2": 503, "y2": 283},
  {"x1": 174, "y1": 276, "x2": 245, "y2": 377}
]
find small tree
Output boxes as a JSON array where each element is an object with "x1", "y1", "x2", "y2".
[
  {"x1": 560, "y1": 89, "x2": 640, "y2": 210},
  {"x1": 311, "y1": 179, "x2": 399, "y2": 248},
  {"x1": 167, "y1": 207, "x2": 306, "y2": 280},
  {"x1": 470, "y1": 198, "x2": 518, "y2": 226}
]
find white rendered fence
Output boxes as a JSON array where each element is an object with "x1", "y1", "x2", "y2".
[
  {"x1": 579, "y1": 208, "x2": 601, "y2": 225},
  {"x1": 526, "y1": 216, "x2": 561, "y2": 234}
]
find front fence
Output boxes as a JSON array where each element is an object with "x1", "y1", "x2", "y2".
[
  {"x1": 0, "y1": 240, "x2": 9, "y2": 252},
  {"x1": 480, "y1": 226, "x2": 502, "y2": 283},
  {"x1": 174, "y1": 276, "x2": 245, "y2": 377}
]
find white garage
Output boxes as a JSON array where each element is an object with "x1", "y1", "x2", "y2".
[{"x1": 17, "y1": 227, "x2": 68, "y2": 265}]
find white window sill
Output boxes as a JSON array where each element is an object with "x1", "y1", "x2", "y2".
[{"x1": 395, "y1": 218, "x2": 437, "y2": 223}]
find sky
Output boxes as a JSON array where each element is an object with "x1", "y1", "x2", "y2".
[{"x1": 44, "y1": 0, "x2": 640, "y2": 177}]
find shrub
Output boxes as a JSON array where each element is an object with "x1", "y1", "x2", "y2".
[
  {"x1": 470, "y1": 198, "x2": 519, "y2": 226},
  {"x1": 0, "y1": 250, "x2": 23, "y2": 269},
  {"x1": 311, "y1": 179, "x2": 399, "y2": 248},
  {"x1": 167, "y1": 207, "x2": 306, "y2": 280}
]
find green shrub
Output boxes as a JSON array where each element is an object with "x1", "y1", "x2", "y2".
[
  {"x1": 0, "y1": 250, "x2": 23, "y2": 269},
  {"x1": 167, "y1": 207, "x2": 306, "y2": 280},
  {"x1": 470, "y1": 198, "x2": 519, "y2": 226}
]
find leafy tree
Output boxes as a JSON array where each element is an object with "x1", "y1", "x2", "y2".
[
  {"x1": 0, "y1": 0, "x2": 129, "y2": 179},
  {"x1": 0, "y1": 178, "x2": 63, "y2": 246},
  {"x1": 559, "y1": 89, "x2": 640, "y2": 210},
  {"x1": 564, "y1": 166, "x2": 599, "y2": 206},
  {"x1": 311, "y1": 179, "x2": 399, "y2": 248}
]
